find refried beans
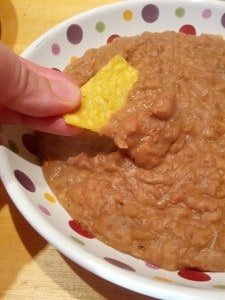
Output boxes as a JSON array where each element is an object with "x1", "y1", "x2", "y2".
[{"x1": 38, "y1": 31, "x2": 225, "y2": 271}]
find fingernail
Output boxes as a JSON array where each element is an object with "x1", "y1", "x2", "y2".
[{"x1": 50, "y1": 79, "x2": 81, "y2": 105}]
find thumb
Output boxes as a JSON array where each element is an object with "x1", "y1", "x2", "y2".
[{"x1": 0, "y1": 42, "x2": 81, "y2": 117}]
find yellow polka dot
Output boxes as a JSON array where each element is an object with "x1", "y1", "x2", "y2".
[
  {"x1": 44, "y1": 192, "x2": 56, "y2": 203},
  {"x1": 216, "y1": 34, "x2": 223, "y2": 39},
  {"x1": 213, "y1": 285, "x2": 225, "y2": 289},
  {"x1": 123, "y1": 10, "x2": 133, "y2": 21},
  {"x1": 70, "y1": 56, "x2": 78, "y2": 63},
  {"x1": 154, "y1": 276, "x2": 173, "y2": 283}
]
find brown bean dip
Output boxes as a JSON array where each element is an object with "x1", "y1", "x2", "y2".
[{"x1": 38, "y1": 31, "x2": 225, "y2": 271}]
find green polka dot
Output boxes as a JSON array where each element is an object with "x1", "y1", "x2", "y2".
[
  {"x1": 213, "y1": 285, "x2": 225, "y2": 289},
  {"x1": 96, "y1": 21, "x2": 105, "y2": 33},
  {"x1": 175, "y1": 7, "x2": 185, "y2": 18},
  {"x1": 8, "y1": 140, "x2": 19, "y2": 154},
  {"x1": 70, "y1": 235, "x2": 85, "y2": 246}
]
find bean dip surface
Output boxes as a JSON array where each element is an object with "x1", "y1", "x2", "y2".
[{"x1": 38, "y1": 31, "x2": 225, "y2": 271}]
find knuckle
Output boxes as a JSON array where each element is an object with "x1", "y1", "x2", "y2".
[{"x1": 5, "y1": 59, "x2": 33, "y2": 110}]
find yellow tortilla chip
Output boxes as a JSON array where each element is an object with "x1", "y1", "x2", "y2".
[{"x1": 64, "y1": 55, "x2": 138, "y2": 132}]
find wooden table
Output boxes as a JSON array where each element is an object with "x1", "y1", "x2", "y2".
[{"x1": 0, "y1": 1, "x2": 154, "y2": 299}]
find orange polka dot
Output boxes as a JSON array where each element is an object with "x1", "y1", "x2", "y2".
[
  {"x1": 123, "y1": 10, "x2": 133, "y2": 21},
  {"x1": 154, "y1": 276, "x2": 173, "y2": 283},
  {"x1": 44, "y1": 192, "x2": 56, "y2": 203}
]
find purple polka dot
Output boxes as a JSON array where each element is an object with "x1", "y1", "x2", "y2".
[
  {"x1": 38, "y1": 205, "x2": 51, "y2": 216},
  {"x1": 52, "y1": 67, "x2": 61, "y2": 72},
  {"x1": 67, "y1": 24, "x2": 83, "y2": 44},
  {"x1": 107, "y1": 34, "x2": 120, "y2": 44},
  {"x1": 142, "y1": 4, "x2": 159, "y2": 23},
  {"x1": 14, "y1": 170, "x2": 36, "y2": 192},
  {"x1": 51, "y1": 43, "x2": 60, "y2": 55},
  {"x1": 202, "y1": 9, "x2": 212, "y2": 19},
  {"x1": 22, "y1": 134, "x2": 38, "y2": 155},
  {"x1": 221, "y1": 13, "x2": 225, "y2": 28},
  {"x1": 104, "y1": 257, "x2": 136, "y2": 272}
]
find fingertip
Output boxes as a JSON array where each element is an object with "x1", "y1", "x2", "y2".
[
  {"x1": 28, "y1": 116, "x2": 82, "y2": 136},
  {"x1": 49, "y1": 79, "x2": 81, "y2": 108},
  {"x1": 53, "y1": 123, "x2": 83, "y2": 136}
]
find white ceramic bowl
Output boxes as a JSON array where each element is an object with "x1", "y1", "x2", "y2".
[{"x1": 1, "y1": 1, "x2": 225, "y2": 299}]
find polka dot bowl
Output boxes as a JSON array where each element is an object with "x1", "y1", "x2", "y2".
[{"x1": 1, "y1": 0, "x2": 225, "y2": 299}]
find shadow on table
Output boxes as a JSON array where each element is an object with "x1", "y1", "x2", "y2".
[
  {"x1": 35, "y1": 239, "x2": 157, "y2": 300},
  {"x1": 1, "y1": 180, "x2": 157, "y2": 299},
  {"x1": 0, "y1": 182, "x2": 8, "y2": 211},
  {"x1": 62, "y1": 255, "x2": 158, "y2": 300},
  {"x1": 0, "y1": 0, "x2": 18, "y2": 48},
  {"x1": 8, "y1": 197, "x2": 47, "y2": 256},
  {"x1": 0, "y1": 181, "x2": 47, "y2": 296}
]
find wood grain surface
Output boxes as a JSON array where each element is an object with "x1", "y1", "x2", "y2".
[{"x1": 0, "y1": 1, "x2": 155, "y2": 299}]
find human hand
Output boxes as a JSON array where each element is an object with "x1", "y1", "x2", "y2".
[{"x1": 0, "y1": 42, "x2": 81, "y2": 135}]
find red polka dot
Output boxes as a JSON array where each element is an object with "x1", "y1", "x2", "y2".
[
  {"x1": 69, "y1": 220, "x2": 94, "y2": 239},
  {"x1": 107, "y1": 34, "x2": 120, "y2": 44},
  {"x1": 178, "y1": 269, "x2": 211, "y2": 281},
  {"x1": 145, "y1": 261, "x2": 160, "y2": 269},
  {"x1": 179, "y1": 24, "x2": 196, "y2": 35}
]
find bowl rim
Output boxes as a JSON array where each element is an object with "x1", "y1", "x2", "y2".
[{"x1": 1, "y1": 0, "x2": 225, "y2": 299}]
